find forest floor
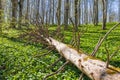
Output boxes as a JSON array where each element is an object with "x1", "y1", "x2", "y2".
[{"x1": 0, "y1": 23, "x2": 120, "y2": 80}]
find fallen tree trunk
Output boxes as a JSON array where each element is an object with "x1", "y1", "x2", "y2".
[{"x1": 44, "y1": 37, "x2": 120, "y2": 80}]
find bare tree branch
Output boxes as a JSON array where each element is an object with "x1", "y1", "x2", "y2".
[
  {"x1": 43, "y1": 61, "x2": 69, "y2": 80},
  {"x1": 47, "y1": 56, "x2": 63, "y2": 68},
  {"x1": 91, "y1": 22, "x2": 120, "y2": 56}
]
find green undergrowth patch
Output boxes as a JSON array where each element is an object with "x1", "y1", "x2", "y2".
[{"x1": 0, "y1": 22, "x2": 120, "y2": 80}]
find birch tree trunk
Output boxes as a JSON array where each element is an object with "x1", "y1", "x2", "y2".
[{"x1": 44, "y1": 37, "x2": 120, "y2": 80}]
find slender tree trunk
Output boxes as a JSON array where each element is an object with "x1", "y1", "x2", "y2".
[
  {"x1": 119, "y1": 0, "x2": 120, "y2": 22},
  {"x1": 48, "y1": 0, "x2": 52, "y2": 24},
  {"x1": 93, "y1": 0, "x2": 98, "y2": 26},
  {"x1": 25, "y1": 0, "x2": 29, "y2": 20},
  {"x1": 56, "y1": 0, "x2": 61, "y2": 26},
  {"x1": 0, "y1": 0, "x2": 2, "y2": 33},
  {"x1": 41, "y1": 0, "x2": 45, "y2": 24},
  {"x1": 84, "y1": 0, "x2": 88, "y2": 24},
  {"x1": 74, "y1": 0, "x2": 78, "y2": 31},
  {"x1": 52, "y1": 0, "x2": 54, "y2": 24},
  {"x1": 18, "y1": 0, "x2": 24, "y2": 29},
  {"x1": 64, "y1": 0, "x2": 69, "y2": 30},
  {"x1": 78, "y1": 0, "x2": 81, "y2": 25},
  {"x1": 11, "y1": 0, "x2": 18, "y2": 28},
  {"x1": 0, "y1": 0, "x2": 2, "y2": 23},
  {"x1": 36, "y1": 0, "x2": 40, "y2": 22},
  {"x1": 102, "y1": 0, "x2": 107, "y2": 30}
]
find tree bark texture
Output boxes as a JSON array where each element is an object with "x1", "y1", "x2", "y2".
[
  {"x1": 93, "y1": 0, "x2": 98, "y2": 26},
  {"x1": 45, "y1": 37, "x2": 120, "y2": 80},
  {"x1": 64, "y1": 0, "x2": 69, "y2": 30},
  {"x1": 11, "y1": 0, "x2": 18, "y2": 28},
  {"x1": 102, "y1": 0, "x2": 107, "y2": 30}
]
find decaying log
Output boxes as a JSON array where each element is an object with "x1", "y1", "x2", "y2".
[{"x1": 44, "y1": 37, "x2": 120, "y2": 80}]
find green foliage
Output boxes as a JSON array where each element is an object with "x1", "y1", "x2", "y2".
[{"x1": 0, "y1": 23, "x2": 120, "y2": 80}]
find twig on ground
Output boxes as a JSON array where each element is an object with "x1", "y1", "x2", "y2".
[
  {"x1": 34, "y1": 49, "x2": 53, "y2": 58},
  {"x1": 43, "y1": 61, "x2": 69, "y2": 80},
  {"x1": 47, "y1": 56, "x2": 63, "y2": 68},
  {"x1": 110, "y1": 46, "x2": 120, "y2": 59},
  {"x1": 79, "y1": 73, "x2": 84, "y2": 80},
  {"x1": 105, "y1": 45, "x2": 110, "y2": 68}
]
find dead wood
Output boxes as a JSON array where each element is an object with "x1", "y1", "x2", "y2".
[
  {"x1": 91, "y1": 22, "x2": 120, "y2": 56},
  {"x1": 43, "y1": 61, "x2": 69, "y2": 80}
]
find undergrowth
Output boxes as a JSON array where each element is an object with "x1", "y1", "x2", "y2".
[{"x1": 0, "y1": 22, "x2": 120, "y2": 80}]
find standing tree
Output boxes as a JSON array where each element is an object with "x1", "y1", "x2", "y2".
[
  {"x1": 25, "y1": 0, "x2": 29, "y2": 20},
  {"x1": 84, "y1": 0, "x2": 88, "y2": 24},
  {"x1": 0, "y1": 0, "x2": 2, "y2": 33},
  {"x1": 18, "y1": 0, "x2": 24, "y2": 28},
  {"x1": 11, "y1": 0, "x2": 18, "y2": 28},
  {"x1": 74, "y1": 0, "x2": 78, "y2": 31},
  {"x1": 64, "y1": 0, "x2": 69, "y2": 30},
  {"x1": 52, "y1": 0, "x2": 55, "y2": 24},
  {"x1": 102, "y1": 0, "x2": 107, "y2": 30},
  {"x1": 118, "y1": 0, "x2": 120, "y2": 22},
  {"x1": 78, "y1": 0, "x2": 81, "y2": 25},
  {"x1": 93, "y1": 0, "x2": 98, "y2": 26},
  {"x1": 0, "y1": 0, "x2": 2, "y2": 23},
  {"x1": 56, "y1": 0, "x2": 61, "y2": 26}
]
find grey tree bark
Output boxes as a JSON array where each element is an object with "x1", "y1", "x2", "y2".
[
  {"x1": 64, "y1": 0, "x2": 69, "y2": 30},
  {"x1": 102, "y1": 0, "x2": 107, "y2": 30},
  {"x1": 25, "y1": 0, "x2": 29, "y2": 20},
  {"x1": 56, "y1": 0, "x2": 61, "y2": 26},
  {"x1": 93, "y1": 0, "x2": 98, "y2": 26},
  {"x1": 11, "y1": 0, "x2": 18, "y2": 28},
  {"x1": 18, "y1": 0, "x2": 24, "y2": 28},
  {"x1": 45, "y1": 37, "x2": 120, "y2": 80},
  {"x1": 74, "y1": 0, "x2": 78, "y2": 31},
  {"x1": 52, "y1": 0, "x2": 55, "y2": 24},
  {"x1": 118, "y1": 0, "x2": 120, "y2": 22}
]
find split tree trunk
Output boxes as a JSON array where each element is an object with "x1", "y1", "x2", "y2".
[{"x1": 45, "y1": 37, "x2": 120, "y2": 80}]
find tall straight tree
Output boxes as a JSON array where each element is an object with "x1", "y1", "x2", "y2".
[
  {"x1": 78, "y1": 0, "x2": 81, "y2": 25},
  {"x1": 0, "y1": 0, "x2": 2, "y2": 32},
  {"x1": 18, "y1": 0, "x2": 24, "y2": 28},
  {"x1": 74, "y1": 0, "x2": 78, "y2": 31},
  {"x1": 0, "y1": 0, "x2": 2, "y2": 23},
  {"x1": 52, "y1": 0, "x2": 55, "y2": 24},
  {"x1": 84, "y1": 0, "x2": 88, "y2": 24},
  {"x1": 93, "y1": 0, "x2": 98, "y2": 26},
  {"x1": 64, "y1": 0, "x2": 69, "y2": 30},
  {"x1": 102, "y1": 0, "x2": 107, "y2": 30},
  {"x1": 41, "y1": 0, "x2": 45, "y2": 24},
  {"x1": 48, "y1": 0, "x2": 52, "y2": 24},
  {"x1": 11, "y1": 0, "x2": 18, "y2": 28},
  {"x1": 56, "y1": 0, "x2": 61, "y2": 26},
  {"x1": 119, "y1": 0, "x2": 120, "y2": 22},
  {"x1": 25, "y1": 0, "x2": 29, "y2": 20}
]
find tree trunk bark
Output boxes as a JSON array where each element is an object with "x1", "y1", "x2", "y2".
[
  {"x1": 56, "y1": 0, "x2": 61, "y2": 26},
  {"x1": 93, "y1": 0, "x2": 98, "y2": 26},
  {"x1": 18, "y1": 0, "x2": 24, "y2": 29},
  {"x1": 74, "y1": 0, "x2": 78, "y2": 31},
  {"x1": 118, "y1": 0, "x2": 120, "y2": 22},
  {"x1": 11, "y1": 0, "x2": 18, "y2": 28},
  {"x1": 64, "y1": 0, "x2": 69, "y2": 30},
  {"x1": 45, "y1": 37, "x2": 120, "y2": 80},
  {"x1": 102, "y1": 0, "x2": 107, "y2": 30}
]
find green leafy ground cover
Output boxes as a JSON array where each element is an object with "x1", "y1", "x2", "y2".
[{"x1": 0, "y1": 23, "x2": 120, "y2": 80}]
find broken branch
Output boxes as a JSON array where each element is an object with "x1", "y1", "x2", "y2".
[{"x1": 43, "y1": 61, "x2": 69, "y2": 80}]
